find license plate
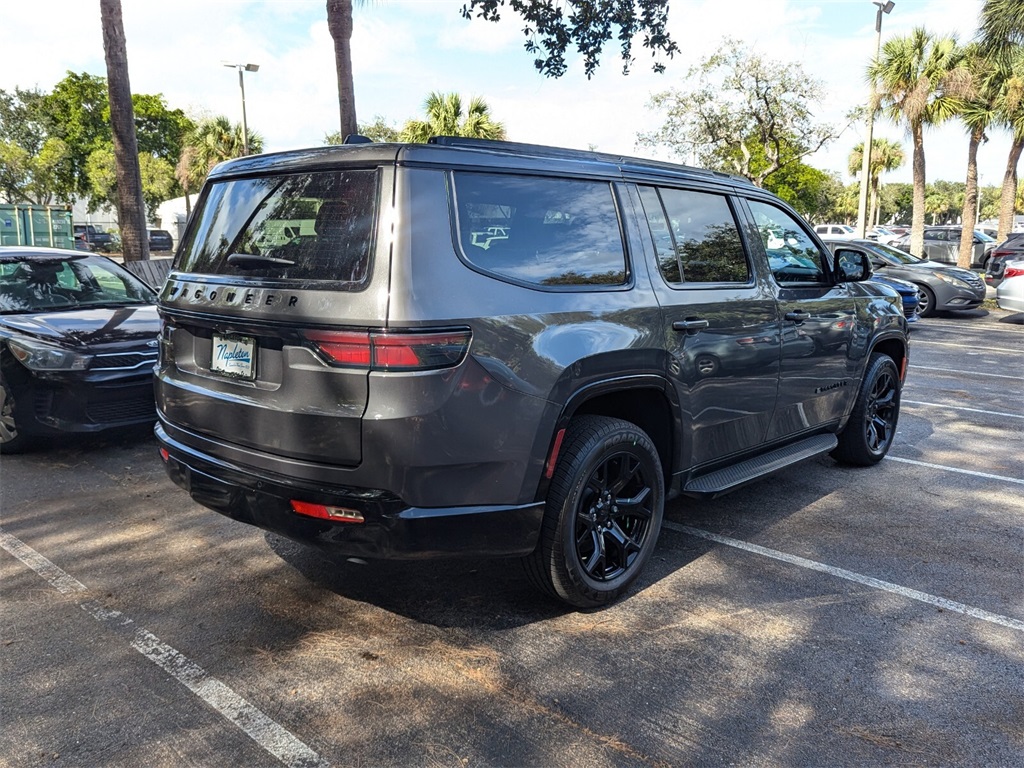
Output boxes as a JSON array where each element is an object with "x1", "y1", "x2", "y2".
[{"x1": 211, "y1": 334, "x2": 255, "y2": 379}]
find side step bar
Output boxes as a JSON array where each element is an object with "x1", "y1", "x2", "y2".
[{"x1": 683, "y1": 433, "x2": 838, "y2": 498}]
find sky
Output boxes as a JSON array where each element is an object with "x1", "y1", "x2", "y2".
[{"x1": 1, "y1": 0, "x2": 1013, "y2": 190}]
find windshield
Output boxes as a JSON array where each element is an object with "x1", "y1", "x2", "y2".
[
  {"x1": 974, "y1": 230, "x2": 994, "y2": 242},
  {"x1": 865, "y1": 241, "x2": 927, "y2": 265},
  {"x1": 0, "y1": 253, "x2": 155, "y2": 314}
]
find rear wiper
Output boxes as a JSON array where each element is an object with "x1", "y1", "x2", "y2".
[{"x1": 227, "y1": 253, "x2": 295, "y2": 269}]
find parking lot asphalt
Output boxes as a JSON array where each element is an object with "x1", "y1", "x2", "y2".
[{"x1": 2, "y1": 308, "x2": 1022, "y2": 767}]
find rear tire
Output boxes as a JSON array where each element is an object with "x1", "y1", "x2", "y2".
[
  {"x1": 525, "y1": 416, "x2": 664, "y2": 608},
  {"x1": 832, "y1": 353, "x2": 901, "y2": 466}
]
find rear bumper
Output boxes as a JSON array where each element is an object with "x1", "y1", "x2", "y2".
[{"x1": 155, "y1": 423, "x2": 545, "y2": 560}]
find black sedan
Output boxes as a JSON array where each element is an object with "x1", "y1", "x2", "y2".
[
  {"x1": 825, "y1": 239, "x2": 987, "y2": 317},
  {"x1": 0, "y1": 247, "x2": 160, "y2": 453}
]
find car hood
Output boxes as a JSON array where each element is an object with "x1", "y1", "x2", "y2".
[{"x1": 0, "y1": 304, "x2": 159, "y2": 348}]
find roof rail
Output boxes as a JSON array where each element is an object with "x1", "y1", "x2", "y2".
[{"x1": 424, "y1": 136, "x2": 752, "y2": 185}]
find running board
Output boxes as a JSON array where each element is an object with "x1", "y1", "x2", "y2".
[{"x1": 683, "y1": 433, "x2": 838, "y2": 497}]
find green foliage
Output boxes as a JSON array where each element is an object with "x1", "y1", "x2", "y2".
[
  {"x1": 0, "y1": 138, "x2": 73, "y2": 205},
  {"x1": 131, "y1": 93, "x2": 194, "y2": 164},
  {"x1": 640, "y1": 40, "x2": 842, "y2": 187},
  {"x1": 177, "y1": 116, "x2": 264, "y2": 193},
  {"x1": 325, "y1": 115, "x2": 402, "y2": 145},
  {"x1": 460, "y1": 0, "x2": 678, "y2": 78},
  {"x1": 85, "y1": 143, "x2": 176, "y2": 223},
  {"x1": 400, "y1": 92, "x2": 506, "y2": 142}
]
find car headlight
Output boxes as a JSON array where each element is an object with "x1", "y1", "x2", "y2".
[
  {"x1": 932, "y1": 271, "x2": 970, "y2": 288},
  {"x1": 8, "y1": 338, "x2": 92, "y2": 371}
]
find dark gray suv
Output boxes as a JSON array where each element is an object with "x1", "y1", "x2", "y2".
[{"x1": 155, "y1": 138, "x2": 909, "y2": 607}]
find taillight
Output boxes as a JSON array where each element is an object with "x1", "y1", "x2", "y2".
[
  {"x1": 1004, "y1": 265, "x2": 1024, "y2": 279},
  {"x1": 302, "y1": 328, "x2": 471, "y2": 371}
]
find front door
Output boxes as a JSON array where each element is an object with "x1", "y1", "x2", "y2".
[{"x1": 742, "y1": 200, "x2": 860, "y2": 441}]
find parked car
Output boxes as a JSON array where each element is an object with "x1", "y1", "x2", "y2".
[
  {"x1": 824, "y1": 238, "x2": 987, "y2": 317},
  {"x1": 814, "y1": 223, "x2": 858, "y2": 239},
  {"x1": 0, "y1": 247, "x2": 159, "y2": 453},
  {"x1": 984, "y1": 232, "x2": 1024, "y2": 286},
  {"x1": 867, "y1": 226, "x2": 901, "y2": 245},
  {"x1": 996, "y1": 269, "x2": 1024, "y2": 313},
  {"x1": 867, "y1": 273, "x2": 920, "y2": 324},
  {"x1": 155, "y1": 138, "x2": 908, "y2": 608},
  {"x1": 891, "y1": 226, "x2": 995, "y2": 268},
  {"x1": 148, "y1": 229, "x2": 174, "y2": 252},
  {"x1": 73, "y1": 224, "x2": 115, "y2": 253}
]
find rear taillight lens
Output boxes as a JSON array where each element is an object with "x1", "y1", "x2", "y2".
[
  {"x1": 1004, "y1": 265, "x2": 1024, "y2": 279},
  {"x1": 302, "y1": 329, "x2": 471, "y2": 371}
]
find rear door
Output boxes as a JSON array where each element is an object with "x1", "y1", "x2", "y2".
[{"x1": 635, "y1": 184, "x2": 780, "y2": 469}]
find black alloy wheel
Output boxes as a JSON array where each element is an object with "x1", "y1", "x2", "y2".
[
  {"x1": 832, "y1": 353, "x2": 901, "y2": 466},
  {"x1": 526, "y1": 415, "x2": 664, "y2": 608},
  {"x1": 0, "y1": 376, "x2": 28, "y2": 453}
]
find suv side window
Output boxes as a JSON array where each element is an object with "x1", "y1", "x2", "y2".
[
  {"x1": 453, "y1": 172, "x2": 627, "y2": 287},
  {"x1": 637, "y1": 186, "x2": 750, "y2": 284},
  {"x1": 747, "y1": 200, "x2": 828, "y2": 284}
]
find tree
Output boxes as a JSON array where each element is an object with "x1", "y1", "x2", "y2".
[
  {"x1": 0, "y1": 138, "x2": 72, "y2": 205},
  {"x1": 100, "y1": 0, "x2": 148, "y2": 262},
  {"x1": 460, "y1": 0, "x2": 678, "y2": 78},
  {"x1": 979, "y1": 0, "x2": 1024, "y2": 50},
  {"x1": 848, "y1": 139, "x2": 905, "y2": 228},
  {"x1": 85, "y1": 144, "x2": 175, "y2": 222},
  {"x1": 988, "y1": 45, "x2": 1024, "y2": 239},
  {"x1": 639, "y1": 41, "x2": 843, "y2": 187},
  {"x1": 39, "y1": 72, "x2": 109, "y2": 200},
  {"x1": 326, "y1": 0, "x2": 358, "y2": 140},
  {"x1": 325, "y1": 115, "x2": 401, "y2": 145},
  {"x1": 181, "y1": 116, "x2": 264, "y2": 183},
  {"x1": 399, "y1": 92, "x2": 506, "y2": 142},
  {"x1": 870, "y1": 28, "x2": 963, "y2": 257}
]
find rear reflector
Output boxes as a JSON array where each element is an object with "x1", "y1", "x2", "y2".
[
  {"x1": 290, "y1": 499, "x2": 365, "y2": 523},
  {"x1": 159, "y1": 448, "x2": 169, "y2": 462},
  {"x1": 302, "y1": 328, "x2": 470, "y2": 371}
]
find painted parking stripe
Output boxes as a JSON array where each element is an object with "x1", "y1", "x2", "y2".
[
  {"x1": 902, "y1": 399, "x2": 1024, "y2": 419},
  {"x1": 0, "y1": 528, "x2": 328, "y2": 768},
  {"x1": 911, "y1": 340, "x2": 1022, "y2": 354},
  {"x1": 909, "y1": 365, "x2": 1021, "y2": 380},
  {"x1": 665, "y1": 522, "x2": 1024, "y2": 634},
  {"x1": 884, "y1": 455, "x2": 1024, "y2": 484},
  {"x1": 914, "y1": 322, "x2": 1024, "y2": 334}
]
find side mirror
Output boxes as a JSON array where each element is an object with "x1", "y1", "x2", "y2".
[{"x1": 834, "y1": 249, "x2": 872, "y2": 282}]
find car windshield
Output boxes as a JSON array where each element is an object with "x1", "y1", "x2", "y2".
[
  {"x1": 865, "y1": 241, "x2": 928, "y2": 265},
  {"x1": 0, "y1": 253, "x2": 155, "y2": 314},
  {"x1": 974, "y1": 230, "x2": 995, "y2": 242}
]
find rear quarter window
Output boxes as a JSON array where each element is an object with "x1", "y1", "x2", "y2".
[
  {"x1": 452, "y1": 172, "x2": 628, "y2": 288},
  {"x1": 175, "y1": 170, "x2": 378, "y2": 285}
]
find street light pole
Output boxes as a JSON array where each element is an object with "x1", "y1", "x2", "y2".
[
  {"x1": 223, "y1": 62, "x2": 259, "y2": 155},
  {"x1": 855, "y1": 1, "x2": 894, "y2": 239}
]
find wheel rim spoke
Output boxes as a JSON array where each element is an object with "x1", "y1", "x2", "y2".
[{"x1": 864, "y1": 370, "x2": 897, "y2": 453}]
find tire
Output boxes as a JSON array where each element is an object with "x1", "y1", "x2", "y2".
[
  {"x1": 916, "y1": 284, "x2": 937, "y2": 317},
  {"x1": 0, "y1": 375, "x2": 30, "y2": 454},
  {"x1": 832, "y1": 353, "x2": 901, "y2": 466},
  {"x1": 525, "y1": 415, "x2": 664, "y2": 608}
]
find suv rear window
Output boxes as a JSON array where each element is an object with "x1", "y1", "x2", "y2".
[
  {"x1": 453, "y1": 172, "x2": 627, "y2": 287},
  {"x1": 175, "y1": 170, "x2": 378, "y2": 284}
]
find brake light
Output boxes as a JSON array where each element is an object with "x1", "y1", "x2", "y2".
[
  {"x1": 302, "y1": 328, "x2": 471, "y2": 370},
  {"x1": 1004, "y1": 265, "x2": 1024, "y2": 279}
]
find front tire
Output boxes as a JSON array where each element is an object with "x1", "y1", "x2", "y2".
[
  {"x1": 0, "y1": 376, "x2": 30, "y2": 454},
  {"x1": 832, "y1": 353, "x2": 901, "y2": 466},
  {"x1": 526, "y1": 416, "x2": 664, "y2": 608},
  {"x1": 916, "y1": 284, "x2": 937, "y2": 317}
]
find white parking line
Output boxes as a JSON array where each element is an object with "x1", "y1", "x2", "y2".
[
  {"x1": 912, "y1": 340, "x2": 1022, "y2": 354},
  {"x1": 902, "y1": 399, "x2": 1024, "y2": 419},
  {"x1": 884, "y1": 456, "x2": 1024, "y2": 484},
  {"x1": 915, "y1": 322, "x2": 1024, "y2": 334},
  {"x1": 664, "y1": 523, "x2": 1024, "y2": 634},
  {"x1": 0, "y1": 528, "x2": 328, "y2": 768},
  {"x1": 909, "y1": 365, "x2": 1021, "y2": 380}
]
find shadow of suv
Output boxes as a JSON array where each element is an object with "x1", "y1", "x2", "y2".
[{"x1": 155, "y1": 138, "x2": 909, "y2": 608}]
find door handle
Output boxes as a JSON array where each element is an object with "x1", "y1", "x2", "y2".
[
  {"x1": 785, "y1": 311, "x2": 811, "y2": 323},
  {"x1": 672, "y1": 318, "x2": 709, "y2": 333}
]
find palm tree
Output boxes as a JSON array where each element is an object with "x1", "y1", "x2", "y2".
[
  {"x1": 870, "y1": 28, "x2": 963, "y2": 257},
  {"x1": 99, "y1": 0, "x2": 148, "y2": 262},
  {"x1": 326, "y1": 0, "x2": 358, "y2": 140},
  {"x1": 980, "y1": 0, "x2": 1024, "y2": 49},
  {"x1": 399, "y1": 92, "x2": 507, "y2": 143},
  {"x1": 953, "y1": 44, "x2": 1002, "y2": 267},
  {"x1": 179, "y1": 116, "x2": 264, "y2": 197},
  {"x1": 847, "y1": 139, "x2": 905, "y2": 226},
  {"x1": 990, "y1": 46, "x2": 1024, "y2": 240}
]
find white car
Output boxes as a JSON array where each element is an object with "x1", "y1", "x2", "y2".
[
  {"x1": 814, "y1": 224, "x2": 857, "y2": 239},
  {"x1": 868, "y1": 226, "x2": 902, "y2": 245},
  {"x1": 995, "y1": 261, "x2": 1024, "y2": 313}
]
